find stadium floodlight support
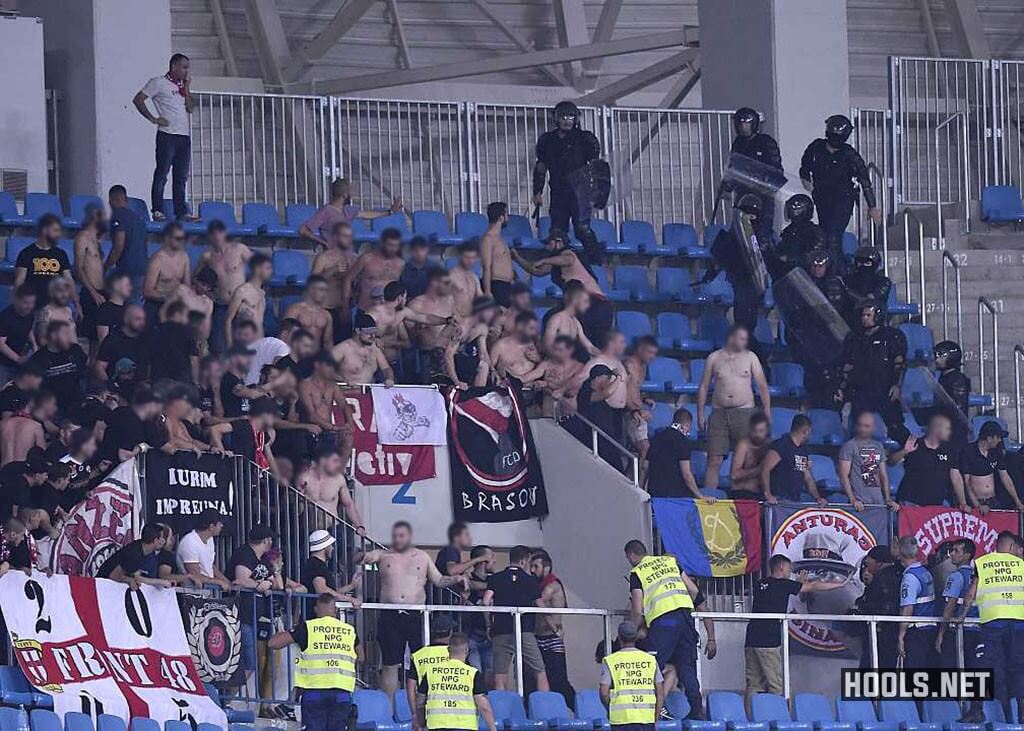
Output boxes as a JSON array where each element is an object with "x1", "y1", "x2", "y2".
[
  {"x1": 304, "y1": 29, "x2": 699, "y2": 95},
  {"x1": 575, "y1": 51, "x2": 700, "y2": 107}
]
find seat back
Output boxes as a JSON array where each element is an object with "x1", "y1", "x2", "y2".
[
  {"x1": 284, "y1": 203, "x2": 317, "y2": 229},
  {"x1": 750, "y1": 693, "x2": 792, "y2": 722},
  {"x1": 617, "y1": 310, "x2": 652, "y2": 340},
  {"x1": 698, "y1": 312, "x2": 730, "y2": 347},
  {"x1": 657, "y1": 312, "x2": 691, "y2": 339},
  {"x1": 621, "y1": 219, "x2": 657, "y2": 249},
  {"x1": 29, "y1": 710, "x2": 63, "y2": 731},
  {"x1": 455, "y1": 212, "x2": 488, "y2": 239},
  {"x1": 664, "y1": 690, "x2": 691, "y2": 720},
  {"x1": 504, "y1": 215, "x2": 534, "y2": 241},
  {"x1": 195, "y1": 724, "x2": 221, "y2": 731},
  {"x1": 900, "y1": 368, "x2": 934, "y2": 407},
  {"x1": 272, "y1": 250, "x2": 310, "y2": 280},
  {"x1": 771, "y1": 362, "x2": 805, "y2": 390},
  {"x1": 0, "y1": 708, "x2": 19, "y2": 731},
  {"x1": 649, "y1": 402, "x2": 674, "y2": 433},
  {"x1": 811, "y1": 458, "x2": 840, "y2": 491},
  {"x1": 808, "y1": 408, "x2": 845, "y2": 445},
  {"x1": 0, "y1": 191, "x2": 18, "y2": 219},
  {"x1": 663, "y1": 223, "x2": 699, "y2": 252},
  {"x1": 354, "y1": 688, "x2": 394, "y2": 723},
  {"x1": 708, "y1": 691, "x2": 748, "y2": 722},
  {"x1": 771, "y1": 407, "x2": 798, "y2": 439},
  {"x1": 689, "y1": 358, "x2": 706, "y2": 385},
  {"x1": 241, "y1": 202, "x2": 280, "y2": 227},
  {"x1": 920, "y1": 701, "x2": 962, "y2": 724},
  {"x1": 412, "y1": 210, "x2": 451, "y2": 237},
  {"x1": 394, "y1": 689, "x2": 413, "y2": 722},
  {"x1": 5, "y1": 236, "x2": 35, "y2": 264},
  {"x1": 591, "y1": 219, "x2": 616, "y2": 246},
  {"x1": 69, "y1": 195, "x2": 104, "y2": 223},
  {"x1": 198, "y1": 201, "x2": 238, "y2": 226},
  {"x1": 982, "y1": 184, "x2": 1024, "y2": 219},
  {"x1": 0, "y1": 665, "x2": 32, "y2": 694},
  {"x1": 648, "y1": 357, "x2": 685, "y2": 387},
  {"x1": 25, "y1": 193, "x2": 64, "y2": 220},
  {"x1": 164, "y1": 722, "x2": 192, "y2": 731},
  {"x1": 574, "y1": 689, "x2": 608, "y2": 723},
  {"x1": 835, "y1": 699, "x2": 877, "y2": 723},
  {"x1": 615, "y1": 265, "x2": 653, "y2": 294},
  {"x1": 130, "y1": 721, "x2": 161, "y2": 731},
  {"x1": 528, "y1": 691, "x2": 573, "y2": 721},
  {"x1": 97, "y1": 715, "x2": 127, "y2": 731},
  {"x1": 899, "y1": 323, "x2": 934, "y2": 361},
  {"x1": 793, "y1": 693, "x2": 834, "y2": 723},
  {"x1": 878, "y1": 700, "x2": 921, "y2": 723},
  {"x1": 488, "y1": 690, "x2": 528, "y2": 723},
  {"x1": 657, "y1": 268, "x2": 690, "y2": 298},
  {"x1": 371, "y1": 213, "x2": 409, "y2": 235}
]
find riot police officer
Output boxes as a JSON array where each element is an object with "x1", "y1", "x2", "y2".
[
  {"x1": 533, "y1": 101, "x2": 604, "y2": 263},
  {"x1": 729, "y1": 107, "x2": 783, "y2": 245},
  {"x1": 796, "y1": 248, "x2": 848, "y2": 409},
  {"x1": 776, "y1": 194, "x2": 827, "y2": 274},
  {"x1": 842, "y1": 246, "x2": 892, "y2": 327},
  {"x1": 799, "y1": 115, "x2": 880, "y2": 272},
  {"x1": 707, "y1": 194, "x2": 765, "y2": 337},
  {"x1": 836, "y1": 299, "x2": 909, "y2": 443},
  {"x1": 934, "y1": 340, "x2": 971, "y2": 444}
]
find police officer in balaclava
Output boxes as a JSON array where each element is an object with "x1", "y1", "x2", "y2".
[
  {"x1": 729, "y1": 107, "x2": 783, "y2": 245},
  {"x1": 933, "y1": 340, "x2": 971, "y2": 445},
  {"x1": 776, "y1": 194, "x2": 827, "y2": 274},
  {"x1": 842, "y1": 246, "x2": 892, "y2": 328}
]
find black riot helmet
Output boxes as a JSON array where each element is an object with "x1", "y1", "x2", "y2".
[
  {"x1": 733, "y1": 107, "x2": 760, "y2": 138},
  {"x1": 857, "y1": 299, "x2": 884, "y2": 330},
  {"x1": 736, "y1": 193, "x2": 762, "y2": 218},
  {"x1": 825, "y1": 114, "x2": 853, "y2": 146},
  {"x1": 785, "y1": 194, "x2": 814, "y2": 224},
  {"x1": 553, "y1": 101, "x2": 580, "y2": 129},
  {"x1": 807, "y1": 247, "x2": 832, "y2": 269},
  {"x1": 934, "y1": 340, "x2": 963, "y2": 370},
  {"x1": 853, "y1": 246, "x2": 881, "y2": 272}
]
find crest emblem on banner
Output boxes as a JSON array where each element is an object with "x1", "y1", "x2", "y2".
[
  {"x1": 12, "y1": 637, "x2": 61, "y2": 692},
  {"x1": 183, "y1": 599, "x2": 243, "y2": 685}
]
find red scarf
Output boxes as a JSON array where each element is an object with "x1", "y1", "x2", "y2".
[
  {"x1": 165, "y1": 72, "x2": 187, "y2": 98},
  {"x1": 253, "y1": 424, "x2": 270, "y2": 470},
  {"x1": 539, "y1": 572, "x2": 561, "y2": 590}
]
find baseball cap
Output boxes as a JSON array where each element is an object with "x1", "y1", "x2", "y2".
[
  {"x1": 228, "y1": 343, "x2": 256, "y2": 357},
  {"x1": 354, "y1": 312, "x2": 377, "y2": 331},
  {"x1": 617, "y1": 620, "x2": 639, "y2": 641},
  {"x1": 248, "y1": 524, "x2": 275, "y2": 542},
  {"x1": 979, "y1": 420, "x2": 1009, "y2": 439},
  {"x1": 589, "y1": 364, "x2": 615, "y2": 378},
  {"x1": 471, "y1": 295, "x2": 497, "y2": 314},
  {"x1": 309, "y1": 529, "x2": 336, "y2": 552}
]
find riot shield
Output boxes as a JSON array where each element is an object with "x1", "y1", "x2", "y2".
[
  {"x1": 724, "y1": 151, "x2": 790, "y2": 197},
  {"x1": 773, "y1": 267, "x2": 850, "y2": 365},
  {"x1": 566, "y1": 159, "x2": 613, "y2": 210},
  {"x1": 905, "y1": 365, "x2": 972, "y2": 435},
  {"x1": 733, "y1": 209, "x2": 770, "y2": 295}
]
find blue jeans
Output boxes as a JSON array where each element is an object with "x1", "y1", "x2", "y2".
[
  {"x1": 240, "y1": 623, "x2": 257, "y2": 672},
  {"x1": 468, "y1": 635, "x2": 492, "y2": 674},
  {"x1": 151, "y1": 131, "x2": 191, "y2": 218},
  {"x1": 210, "y1": 302, "x2": 228, "y2": 355},
  {"x1": 300, "y1": 692, "x2": 353, "y2": 731}
]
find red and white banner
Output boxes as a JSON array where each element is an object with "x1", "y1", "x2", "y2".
[
  {"x1": 371, "y1": 386, "x2": 447, "y2": 445},
  {"x1": 339, "y1": 393, "x2": 436, "y2": 486},
  {"x1": 1, "y1": 571, "x2": 226, "y2": 726},
  {"x1": 898, "y1": 505, "x2": 1020, "y2": 558}
]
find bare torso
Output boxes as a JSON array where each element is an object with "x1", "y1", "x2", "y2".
[
  {"x1": 206, "y1": 243, "x2": 251, "y2": 305},
  {"x1": 355, "y1": 252, "x2": 405, "y2": 310},
  {"x1": 554, "y1": 253, "x2": 602, "y2": 297},
  {"x1": 298, "y1": 466, "x2": 345, "y2": 515},
  {"x1": 407, "y1": 294, "x2": 457, "y2": 349},
  {"x1": 378, "y1": 548, "x2": 432, "y2": 604},
  {"x1": 536, "y1": 578, "x2": 567, "y2": 635},
  {"x1": 449, "y1": 268, "x2": 482, "y2": 318},
  {"x1": 148, "y1": 249, "x2": 190, "y2": 301},
  {"x1": 587, "y1": 355, "x2": 628, "y2": 408},
  {"x1": 285, "y1": 301, "x2": 331, "y2": 348},
  {"x1": 312, "y1": 248, "x2": 355, "y2": 309},
  {"x1": 332, "y1": 339, "x2": 382, "y2": 384},
  {"x1": 365, "y1": 304, "x2": 407, "y2": 361},
  {"x1": 481, "y1": 231, "x2": 514, "y2": 282},
  {"x1": 709, "y1": 348, "x2": 757, "y2": 409},
  {"x1": 299, "y1": 377, "x2": 338, "y2": 425},
  {"x1": 1, "y1": 415, "x2": 42, "y2": 465},
  {"x1": 74, "y1": 230, "x2": 104, "y2": 293},
  {"x1": 546, "y1": 311, "x2": 583, "y2": 349},
  {"x1": 734, "y1": 439, "x2": 771, "y2": 493},
  {"x1": 491, "y1": 337, "x2": 541, "y2": 380},
  {"x1": 233, "y1": 283, "x2": 266, "y2": 335}
]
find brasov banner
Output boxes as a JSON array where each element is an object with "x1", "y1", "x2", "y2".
[
  {"x1": 340, "y1": 393, "x2": 436, "y2": 485},
  {"x1": 652, "y1": 498, "x2": 762, "y2": 577},
  {"x1": 1, "y1": 571, "x2": 227, "y2": 726},
  {"x1": 179, "y1": 594, "x2": 245, "y2": 688},
  {"x1": 50, "y1": 459, "x2": 140, "y2": 576},
  {"x1": 448, "y1": 386, "x2": 548, "y2": 523},
  {"x1": 143, "y1": 451, "x2": 236, "y2": 536},
  {"x1": 898, "y1": 506, "x2": 1019, "y2": 559},
  {"x1": 371, "y1": 385, "x2": 447, "y2": 445},
  {"x1": 765, "y1": 504, "x2": 891, "y2": 656}
]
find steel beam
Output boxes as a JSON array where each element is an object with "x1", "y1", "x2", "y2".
[
  {"x1": 244, "y1": 0, "x2": 292, "y2": 87},
  {"x1": 582, "y1": 0, "x2": 623, "y2": 77},
  {"x1": 285, "y1": 0, "x2": 378, "y2": 80},
  {"x1": 944, "y1": 0, "x2": 991, "y2": 58},
  {"x1": 309, "y1": 29, "x2": 697, "y2": 95},
  {"x1": 575, "y1": 51, "x2": 698, "y2": 107},
  {"x1": 468, "y1": 0, "x2": 569, "y2": 87},
  {"x1": 553, "y1": 0, "x2": 590, "y2": 89},
  {"x1": 211, "y1": 0, "x2": 239, "y2": 77},
  {"x1": 660, "y1": 62, "x2": 701, "y2": 108},
  {"x1": 384, "y1": 0, "x2": 414, "y2": 69}
]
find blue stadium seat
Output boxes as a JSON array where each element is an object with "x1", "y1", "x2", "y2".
[
  {"x1": 160, "y1": 200, "x2": 204, "y2": 235},
  {"x1": 771, "y1": 408, "x2": 798, "y2": 439},
  {"x1": 657, "y1": 268, "x2": 703, "y2": 305},
  {"x1": 617, "y1": 310, "x2": 653, "y2": 341},
  {"x1": 285, "y1": 203, "x2": 318, "y2": 232},
  {"x1": 645, "y1": 357, "x2": 686, "y2": 394},
  {"x1": 29, "y1": 710, "x2": 62, "y2": 731},
  {"x1": 878, "y1": 701, "x2": 942, "y2": 731},
  {"x1": 614, "y1": 266, "x2": 658, "y2": 302},
  {"x1": 354, "y1": 688, "x2": 412, "y2": 731},
  {"x1": 972, "y1": 415, "x2": 1009, "y2": 441},
  {"x1": 456, "y1": 212, "x2": 488, "y2": 241},
  {"x1": 505, "y1": 215, "x2": 540, "y2": 249},
  {"x1": 835, "y1": 700, "x2": 898, "y2": 731},
  {"x1": 901, "y1": 369, "x2": 935, "y2": 408},
  {"x1": 920, "y1": 701, "x2": 985, "y2": 731},
  {"x1": 147, "y1": 241, "x2": 161, "y2": 259},
  {"x1": 792, "y1": 693, "x2": 855, "y2": 731},
  {"x1": 187, "y1": 244, "x2": 208, "y2": 273},
  {"x1": 754, "y1": 318, "x2": 777, "y2": 353},
  {"x1": 0, "y1": 708, "x2": 19, "y2": 731},
  {"x1": 0, "y1": 665, "x2": 51, "y2": 707},
  {"x1": 528, "y1": 691, "x2": 590, "y2": 730},
  {"x1": 489, "y1": 690, "x2": 545, "y2": 731},
  {"x1": 372, "y1": 213, "x2": 410, "y2": 237},
  {"x1": 708, "y1": 691, "x2": 768, "y2": 731},
  {"x1": 242, "y1": 202, "x2": 296, "y2": 237},
  {"x1": 165, "y1": 723, "x2": 192, "y2": 731},
  {"x1": 270, "y1": 250, "x2": 310, "y2": 287},
  {"x1": 25, "y1": 193, "x2": 66, "y2": 226},
  {"x1": 812, "y1": 458, "x2": 841, "y2": 492},
  {"x1": 650, "y1": 402, "x2": 675, "y2": 433},
  {"x1": 0, "y1": 191, "x2": 18, "y2": 224},
  {"x1": 394, "y1": 690, "x2": 413, "y2": 723},
  {"x1": 682, "y1": 359, "x2": 706, "y2": 395},
  {"x1": 690, "y1": 449, "x2": 708, "y2": 481},
  {"x1": 202, "y1": 683, "x2": 255, "y2": 724},
  {"x1": 535, "y1": 306, "x2": 550, "y2": 324},
  {"x1": 591, "y1": 219, "x2": 619, "y2": 252},
  {"x1": 2, "y1": 237, "x2": 35, "y2": 273},
  {"x1": 574, "y1": 689, "x2": 610, "y2": 731},
  {"x1": 592, "y1": 266, "x2": 629, "y2": 302},
  {"x1": 887, "y1": 286, "x2": 919, "y2": 317},
  {"x1": 900, "y1": 324, "x2": 934, "y2": 363},
  {"x1": 982, "y1": 185, "x2": 1024, "y2": 224},
  {"x1": 67, "y1": 194, "x2": 104, "y2": 229},
  {"x1": 904, "y1": 411, "x2": 925, "y2": 438},
  {"x1": 751, "y1": 693, "x2": 812, "y2": 731},
  {"x1": 351, "y1": 217, "x2": 376, "y2": 243},
  {"x1": 842, "y1": 232, "x2": 859, "y2": 259},
  {"x1": 701, "y1": 272, "x2": 734, "y2": 304},
  {"x1": 195, "y1": 725, "x2": 221, "y2": 731},
  {"x1": 0, "y1": 287, "x2": 11, "y2": 311},
  {"x1": 413, "y1": 210, "x2": 461, "y2": 245},
  {"x1": 771, "y1": 362, "x2": 806, "y2": 398},
  {"x1": 704, "y1": 223, "x2": 725, "y2": 248},
  {"x1": 656, "y1": 313, "x2": 713, "y2": 351},
  {"x1": 698, "y1": 312, "x2": 731, "y2": 348},
  {"x1": 97, "y1": 716, "x2": 127, "y2": 731},
  {"x1": 887, "y1": 462, "x2": 905, "y2": 494},
  {"x1": 663, "y1": 223, "x2": 704, "y2": 257},
  {"x1": 67, "y1": 714, "x2": 98, "y2": 731},
  {"x1": 620, "y1": 219, "x2": 657, "y2": 255},
  {"x1": 529, "y1": 272, "x2": 558, "y2": 298},
  {"x1": 58, "y1": 239, "x2": 75, "y2": 264},
  {"x1": 808, "y1": 408, "x2": 845, "y2": 445}
]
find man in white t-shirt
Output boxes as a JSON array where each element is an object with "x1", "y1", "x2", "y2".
[
  {"x1": 133, "y1": 53, "x2": 197, "y2": 221},
  {"x1": 175, "y1": 507, "x2": 231, "y2": 590}
]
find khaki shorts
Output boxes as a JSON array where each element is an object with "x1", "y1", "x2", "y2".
[
  {"x1": 744, "y1": 647, "x2": 783, "y2": 694},
  {"x1": 492, "y1": 632, "x2": 545, "y2": 676},
  {"x1": 625, "y1": 414, "x2": 649, "y2": 445},
  {"x1": 707, "y1": 407, "x2": 756, "y2": 456}
]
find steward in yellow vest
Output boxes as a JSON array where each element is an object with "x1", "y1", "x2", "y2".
[
  {"x1": 957, "y1": 532, "x2": 1024, "y2": 725},
  {"x1": 600, "y1": 621, "x2": 664, "y2": 729},
  {"x1": 417, "y1": 633, "x2": 496, "y2": 731},
  {"x1": 406, "y1": 614, "x2": 454, "y2": 726},
  {"x1": 624, "y1": 539, "x2": 704, "y2": 721},
  {"x1": 267, "y1": 593, "x2": 360, "y2": 731}
]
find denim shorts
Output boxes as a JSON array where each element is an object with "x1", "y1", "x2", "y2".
[{"x1": 240, "y1": 623, "x2": 257, "y2": 672}]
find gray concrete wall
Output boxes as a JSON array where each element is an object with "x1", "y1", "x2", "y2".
[{"x1": 0, "y1": 15, "x2": 48, "y2": 193}]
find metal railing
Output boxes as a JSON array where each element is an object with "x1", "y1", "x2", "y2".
[
  {"x1": 864, "y1": 163, "x2": 889, "y2": 273},
  {"x1": 977, "y1": 297, "x2": 1001, "y2": 417},
  {"x1": 901, "y1": 208, "x2": 927, "y2": 325},
  {"x1": 934, "y1": 112, "x2": 970, "y2": 245},
  {"x1": 550, "y1": 398, "x2": 641, "y2": 490},
  {"x1": 1014, "y1": 344, "x2": 1024, "y2": 439},
  {"x1": 941, "y1": 249, "x2": 963, "y2": 342},
  {"x1": 853, "y1": 108, "x2": 892, "y2": 239}
]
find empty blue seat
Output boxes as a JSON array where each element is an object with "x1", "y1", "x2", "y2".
[
  {"x1": 528, "y1": 691, "x2": 590, "y2": 730},
  {"x1": 920, "y1": 701, "x2": 985, "y2": 731},
  {"x1": 25, "y1": 193, "x2": 65, "y2": 225},
  {"x1": 0, "y1": 708, "x2": 21, "y2": 731},
  {"x1": 592, "y1": 266, "x2": 629, "y2": 302},
  {"x1": 887, "y1": 286, "x2": 919, "y2": 317},
  {"x1": 0, "y1": 665, "x2": 51, "y2": 707},
  {"x1": 67, "y1": 194, "x2": 104, "y2": 228},
  {"x1": 656, "y1": 313, "x2": 712, "y2": 351},
  {"x1": 242, "y1": 202, "x2": 296, "y2": 237},
  {"x1": 900, "y1": 323, "x2": 934, "y2": 363},
  {"x1": 620, "y1": 219, "x2": 657, "y2": 254},
  {"x1": 681, "y1": 359, "x2": 706, "y2": 395},
  {"x1": 808, "y1": 408, "x2": 845, "y2": 445},
  {"x1": 792, "y1": 693, "x2": 855, "y2": 731},
  {"x1": 842, "y1": 232, "x2": 859, "y2": 259},
  {"x1": 657, "y1": 268, "x2": 702, "y2": 304},
  {"x1": 835, "y1": 699, "x2": 898, "y2": 731},
  {"x1": 413, "y1": 210, "x2": 461, "y2": 245},
  {"x1": 645, "y1": 357, "x2": 686, "y2": 394},
  {"x1": 97, "y1": 716, "x2": 127, "y2": 731},
  {"x1": 489, "y1": 690, "x2": 545, "y2": 731},
  {"x1": 371, "y1": 212, "x2": 410, "y2": 236},
  {"x1": 0, "y1": 191, "x2": 18, "y2": 224},
  {"x1": 574, "y1": 689, "x2": 609, "y2": 731},
  {"x1": 751, "y1": 693, "x2": 812, "y2": 731},
  {"x1": 394, "y1": 689, "x2": 413, "y2": 723},
  {"x1": 616, "y1": 265, "x2": 658, "y2": 302},
  {"x1": 456, "y1": 212, "x2": 488, "y2": 241},
  {"x1": 812, "y1": 458, "x2": 841, "y2": 492},
  {"x1": 130, "y1": 721, "x2": 160, "y2": 731},
  {"x1": 887, "y1": 461, "x2": 905, "y2": 494},
  {"x1": 66, "y1": 714, "x2": 95, "y2": 731},
  {"x1": 771, "y1": 407, "x2": 798, "y2": 439},
  {"x1": 662, "y1": 222, "x2": 704, "y2": 257},
  {"x1": 201, "y1": 201, "x2": 263, "y2": 235},
  {"x1": 3, "y1": 237, "x2": 36, "y2": 272},
  {"x1": 698, "y1": 312, "x2": 731, "y2": 348},
  {"x1": 285, "y1": 203, "x2": 318, "y2": 234},
  {"x1": 708, "y1": 691, "x2": 768, "y2": 731},
  {"x1": 878, "y1": 701, "x2": 942, "y2": 731},
  {"x1": 649, "y1": 402, "x2": 675, "y2": 433},
  {"x1": 901, "y1": 369, "x2": 935, "y2": 408},
  {"x1": 590, "y1": 219, "x2": 619, "y2": 252},
  {"x1": 701, "y1": 271, "x2": 734, "y2": 304},
  {"x1": 617, "y1": 310, "x2": 653, "y2": 341},
  {"x1": 354, "y1": 688, "x2": 412, "y2": 731},
  {"x1": 982, "y1": 185, "x2": 1024, "y2": 224},
  {"x1": 270, "y1": 250, "x2": 310, "y2": 287},
  {"x1": 58, "y1": 239, "x2": 75, "y2": 264},
  {"x1": 195, "y1": 725, "x2": 220, "y2": 731},
  {"x1": 29, "y1": 710, "x2": 61, "y2": 731},
  {"x1": 771, "y1": 362, "x2": 806, "y2": 398},
  {"x1": 503, "y1": 214, "x2": 539, "y2": 249}
]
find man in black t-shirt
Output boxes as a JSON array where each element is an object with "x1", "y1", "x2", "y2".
[
  {"x1": 98, "y1": 386, "x2": 164, "y2": 463},
  {"x1": 96, "y1": 523, "x2": 170, "y2": 588},
  {"x1": 0, "y1": 286, "x2": 38, "y2": 381},
  {"x1": 891, "y1": 413, "x2": 968, "y2": 509},
  {"x1": 0, "y1": 362, "x2": 44, "y2": 416},
  {"x1": 95, "y1": 271, "x2": 132, "y2": 344},
  {"x1": 574, "y1": 363, "x2": 625, "y2": 471},
  {"x1": 227, "y1": 524, "x2": 277, "y2": 678},
  {"x1": 958, "y1": 421, "x2": 1023, "y2": 511},
  {"x1": 761, "y1": 413, "x2": 825, "y2": 504},
  {"x1": 94, "y1": 304, "x2": 150, "y2": 396},
  {"x1": 301, "y1": 529, "x2": 361, "y2": 616},
  {"x1": 0, "y1": 451, "x2": 48, "y2": 521},
  {"x1": 14, "y1": 214, "x2": 78, "y2": 311},
  {"x1": 30, "y1": 321, "x2": 88, "y2": 411},
  {"x1": 220, "y1": 343, "x2": 270, "y2": 417},
  {"x1": 148, "y1": 301, "x2": 199, "y2": 383},
  {"x1": 645, "y1": 408, "x2": 701, "y2": 498}
]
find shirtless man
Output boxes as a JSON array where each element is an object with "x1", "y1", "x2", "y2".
[
  {"x1": 407, "y1": 269, "x2": 458, "y2": 352},
  {"x1": 438, "y1": 296, "x2": 497, "y2": 389},
  {"x1": 697, "y1": 324, "x2": 772, "y2": 491},
  {"x1": 160, "y1": 268, "x2": 217, "y2": 341},
  {"x1": 585, "y1": 330, "x2": 628, "y2": 409},
  {"x1": 513, "y1": 229, "x2": 614, "y2": 342},
  {"x1": 959, "y1": 421, "x2": 1024, "y2": 512},
  {"x1": 341, "y1": 228, "x2": 406, "y2": 312},
  {"x1": 143, "y1": 222, "x2": 191, "y2": 329},
  {"x1": 310, "y1": 221, "x2": 357, "y2": 341},
  {"x1": 0, "y1": 392, "x2": 52, "y2": 465},
  {"x1": 225, "y1": 253, "x2": 272, "y2": 346},
  {"x1": 491, "y1": 281, "x2": 532, "y2": 343},
  {"x1": 284, "y1": 275, "x2": 334, "y2": 349},
  {"x1": 529, "y1": 550, "x2": 574, "y2": 705},
  {"x1": 296, "y1": 445, "x2": 366, "y2": 535},
  {"x1": 332, "y1": 313, "x2": 395, "y2": 386},
  {"x1": 623, "y1": 335, "x2": 660, "y2": 461},
  {"x1": 543, "y1": 281, "x2": 599, "y2": 357},
  {"x1": 449, "y1": 243, "x2": 484, "y2": 318},
  {"x1": 366, "y1": 281, "x2": 452, "y2": 366},
  {"x1": 73, "y1": 204, "x2": 108, "y2": 347},
  {"x1": 729, "y1": 412, "x2": 773, "y2": 499},
  {"x1": 298, "y1": 351, "x2": 354, "y2": 465},
  {"x1": 357, "y1": 521, "x2": 468, "y2": 699},
  {"x1": 37, "y1": 278, "x2": 77, "y2": 343},
  {"x1": 479, "y1": 202, "x2": 515, "y2": 306},
  {"x1": 489, "y1": 311, "x2": 543, "y2": 384},
  {"x1": 538, "y1": 335, "x2": 585, "y2": 415},
  {"x1": 196, "y1": 220, "x2": 252, "y2": 353}
]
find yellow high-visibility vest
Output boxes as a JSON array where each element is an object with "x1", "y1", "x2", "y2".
[
  {"x1": 411, "y1": 644, "x2": 451, "y2": 684},
  {"x1": 294, "y1": 616, "x2": 357, "y2": 691},
  {"x1": 424, "y1": 659, "x2": 479, "y2": 730},
  {"x1": 974, "y1": 552, "x2": 1024, "y2": 623},
  {"x1": 605, "y1": 649, "x2": 659, "y2": 725},
  {"x1": 631, "y1": 555, "x2": 694, "y2": 625}
]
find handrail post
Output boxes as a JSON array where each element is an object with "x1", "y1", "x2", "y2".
[
  {"x1": 978, "y1": 298, "x2": 1001, "y2": 417},
  {"x1": 514, "y1": 610, "x2": 524, "y2": 696},
  {"x1": 867, "y1": 162, "x2": 888, "y2": 273},
  {"x1": 941, "y1": 251, "x2": 963, "y2": 343},
  {"x1": 869, "y1": 618, "x2": 879, "y2": 668},
  {"x1": 935, "y1": 112, "x2": 964, "y2": 250},
  {"x1": 782, "y1": 617, "x2": 791, "y2": 700},
  {"x1": 903, "y1": 209, "x2": 926, "y2": 325},
  {"x1": 1015, "y1": 345, "x2": 1024, "y2": 440}
]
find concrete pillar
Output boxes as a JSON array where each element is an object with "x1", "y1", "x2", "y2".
[
  {"x1": 698, "y1": 0, "x2": 850, "y2": 174},
  {"x1": 0, "y1": 15, "x2": 48, "y2": 194},
  {"x1": 21, "y1": 0, "x2": 172, "y2": 202}
]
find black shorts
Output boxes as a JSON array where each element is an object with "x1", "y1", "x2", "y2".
[
  {"x1": 377, "y1": 609, "x2": 424, "y2": 666},
  {"x1": 80, "y1": 288, "x2": 99, "y2": 340},
  {"x1": 331, "y1": 307, "x2": 352, "y2": 344},
  {"x1": 490, "y1": 280, "x2": 512, "y2": 308}
]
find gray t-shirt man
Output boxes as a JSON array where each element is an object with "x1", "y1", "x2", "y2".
[{"x1": 838, "y1": 437, "x2": 886, "y2": 504}]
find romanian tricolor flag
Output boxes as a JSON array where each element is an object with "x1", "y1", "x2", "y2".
[{"x1": 652, "y1": 498, "x2": 763, "y2": 577}]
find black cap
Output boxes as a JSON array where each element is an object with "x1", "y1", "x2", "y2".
[
  {"x1": 249, "y1": 397, "x2": 278, "y2": 417},
  {"x1": 979, "y1": 420, "x2": 1009, "y2": 439},
  {"x1": 25, "y1": 447, "x2": 49, "y2": 474},
  {"x1": 196, "y1": 507, "x2": 227, "y2": 529},
  {"x1": 354, "y1": 312, "x2": 377, "y2": 331},
  {"x1": 589, "y1": 364, "x2": 615, "y2": 378},
  {"x1": 248, "y1": 524, "x2": 275, "y2": 542},
  {"x1": 228, "y1": 343, "x2": 256, "y2": 357},
  {"x1": 206, "y1": 220, "x2": 227, "y2": 234},
  {"x1": 865, "y1": 546, "x2": 891, "y2": 563}
]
